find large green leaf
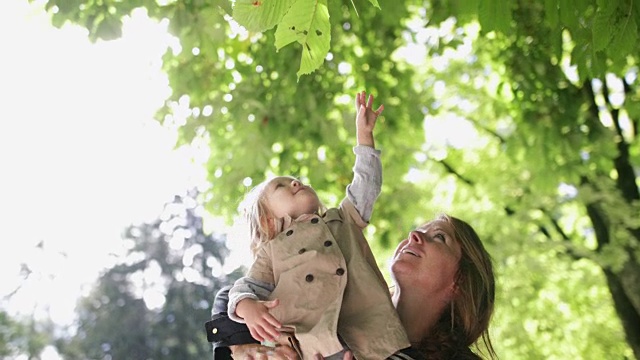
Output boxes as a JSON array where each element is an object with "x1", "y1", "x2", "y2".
[
  {"x1": 478, "y1": 0, "x2": 512, "y2": 34},
  {"x1": 544, "y1": 0, "x2": 559, "y2": 27},
  {"x1": 592, "y1": 6, "x2": 614, "y2": 51},
  {"x1": 232, "y1": 0, "x2": 295, "y2": 32},
  {"x1": 609, "y1": 12, "x2": 638, "y2": 58},
  {"x1": 274, "y1": 0, "x2": 330, "y2": 78}
]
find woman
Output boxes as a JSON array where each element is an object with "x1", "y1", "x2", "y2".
[
  {"x1": 206, "y1": 214, "x2": 497, "y2": 359},
  {"x1": 390, "y1": 214, "x2": 496, "y2": 359}
]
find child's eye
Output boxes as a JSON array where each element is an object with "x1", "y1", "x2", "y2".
[{"x1": 275, "y1": 183, "x2": 284, "y2": 188}]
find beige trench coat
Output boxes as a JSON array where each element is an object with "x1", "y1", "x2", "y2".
[{"x1": 247, "y1": 198, "x2": 410, "y2": 360}]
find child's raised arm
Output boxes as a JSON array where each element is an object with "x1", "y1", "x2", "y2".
[
  {"x1": 345, "y1": 91, "x2": 384, "y2": 223},
  {"x1": 354, "y1": 90, "x2": 384, "y2": 148}
]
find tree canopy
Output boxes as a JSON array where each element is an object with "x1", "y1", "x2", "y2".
[{"x1": 29, "y1": 0, "x2": 640, "y2": 358}]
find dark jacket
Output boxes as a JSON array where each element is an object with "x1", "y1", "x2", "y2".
[{"x1": 205, "y1": 286, "x2": 258, "y2": 359}]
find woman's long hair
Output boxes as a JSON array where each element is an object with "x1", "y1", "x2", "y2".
[{"x1": 416, "y1": 214, "x2": 497, "y2": 359}]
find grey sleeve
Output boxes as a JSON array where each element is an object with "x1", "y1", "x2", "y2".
[
  {"x1": 346, "y1": 145, "x2": 382, "y2": 222},
  {"x1": 227, "y1": 277, "x2": 276, "y2": 323}
]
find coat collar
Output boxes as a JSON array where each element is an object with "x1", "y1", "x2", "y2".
[
  {"x1": 322, "y1": 208, "x2": 343, "y2": 223},
  {"x1": 277, "y1": 210, "x2": 344, "y2": 233}
]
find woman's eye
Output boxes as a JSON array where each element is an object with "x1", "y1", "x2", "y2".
[{"x1": 434, "y1": 233, "x2": 445, "y2": 242}]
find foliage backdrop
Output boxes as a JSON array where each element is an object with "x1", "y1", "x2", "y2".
[{"x1": 13, "y1": 0, "x2": 640, "y2": 358}]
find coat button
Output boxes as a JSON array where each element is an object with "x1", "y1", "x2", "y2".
[
  {"x1": 336, "y1": 268, "x2": 345, "y2": 276},
  {"x1": 311, "y1": 218, "x2": 319, "y2": 224},
  {"x1": 212, "y1": 328, "x2": 218, "y2": 334},
  {"x1": 298, "y1": 248, "x2": 306, "y2": 254},
  {"x1": 286, "y1": 230, "x2": 294, "y2": 236},
  {"x1": 305, "y1": 274, "x2": 314, "y2": 282},
  {"x1": 324, "y1": 240, "x2": 332, "y2": 247}
]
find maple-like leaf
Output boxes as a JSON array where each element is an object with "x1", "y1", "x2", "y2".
[
  {"x1": 274, "y1": 0, "x2": 331, "y2": 79},
  {"x1": 232, "y1": 0, "x2": 296, "y2": 32}
]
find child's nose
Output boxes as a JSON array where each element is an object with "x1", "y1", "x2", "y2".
[{"x1": 291, "y1": 179, "x2": 301, "y2": 187}]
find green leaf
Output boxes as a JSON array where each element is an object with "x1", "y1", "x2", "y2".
[
  {"x1": 478, "y1": 0, "x2": 511, "y2": 34},
  {"x1": 367, "y1": 0, "x2": 381, "y2": 10},
  {"x1": 213, "y1": 0, "x2": 234, "y2": 15},
  {"x1": 558, "y1": 0, "x2": 579, "y2": 30},
  {"x1": 452, "y1": 0, "x2": 481, "y2": 19},
  {"x1": 609, "y1": 13, "x2": 638, "y2": 58},
  {"x1": 274, "y1": 0, "x2": 331, "y2": 78},
  {"x1": 232, "y1": 0, "x2": 296, "y2": 32},
  {"x1": 544, "y1": 0, "x2": 559, "y2": 28},
  {"x1": 592, "y1": 9, "x2": 612, "y2": 51},
  {"x1": 94, "y1": 16, "x2": 123, "y2": 41}
]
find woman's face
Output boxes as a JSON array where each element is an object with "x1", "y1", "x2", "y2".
[{"x1": 391, "y1": 219, "x2": 463, "y2": 296}]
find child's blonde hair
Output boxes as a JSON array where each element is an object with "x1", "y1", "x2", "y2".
[{"x1": 240, "y1": 176, "x2": 326, "y2": 256}]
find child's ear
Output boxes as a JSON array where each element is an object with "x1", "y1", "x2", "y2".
[
  {"x1": 262, "y1": 217, "x2": 277, "y2": 236},
  {"x1": 261, "y1": 216, "x2": 273, "y2": 228}
]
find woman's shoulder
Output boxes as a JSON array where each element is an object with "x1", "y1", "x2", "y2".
[
  {"x1": 387, "y1": 347, "x2": 423, "y2": 360},
  {"x1": 389, "y1": 346, "x2": 484, "y2": 360}
]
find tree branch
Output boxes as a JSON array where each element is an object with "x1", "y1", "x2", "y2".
[
  {"x1": 622, "y1": 77, "x2": 638, "y2": 138},
  {"x1": 437, "y1": 159, "x2": 474, "y2": 186}
]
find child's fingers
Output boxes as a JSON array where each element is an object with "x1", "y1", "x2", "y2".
[
  {"x1": 265, "y1": 314, "x2": 282, "y2": 329},
  {"x1": 366, "y1": 93, "x2": 374, "y2": 108},
  {"x1": 263, "y1": 298, "x2": 280, "y2": 309},
  {"x1": 258, "y1": 324, "x2": 277, "y2": 342},
  {"x1": 259, "y1": 318, "x2": 282, "y2": 340},
  {"x1": 342, "y1": 351, "x2": 354, "y2": 360},
  {"x1": 374, "y1": 104, "x2": 384, "y2": 115}
]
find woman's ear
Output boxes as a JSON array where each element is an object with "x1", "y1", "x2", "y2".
[
  {"x1": 449, "y1": 270, "x2": 464, "y2": 298},
  {"x1": 446, "y1": 281, "x2": 459, "y2": 300}
]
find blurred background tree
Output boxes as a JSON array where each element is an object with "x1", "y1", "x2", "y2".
[
  {"x1": 15, "y1": 0, "x2": 639, "y2": 358},
  {"x1": 51, "y1": 191, "x2": 240, "y2": 359},
  {"x1": 0, "y1": 309, "x2": 52, "y2": 358}
]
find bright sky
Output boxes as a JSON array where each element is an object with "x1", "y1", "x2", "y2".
[{"x1": 0, "y1": 0, "x2": 208, "y2": 326}]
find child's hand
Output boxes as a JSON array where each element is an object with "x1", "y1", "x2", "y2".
[
  {"x1": 236, "y1": 298, "x2": 283, "y2": 343},
  {"x1": 354, "y1": 90, "x2": 384, "y2": 147}
]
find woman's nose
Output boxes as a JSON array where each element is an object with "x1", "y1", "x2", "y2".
[{"x1": 409, "y1": 231, "x2": 423, "y2": 244}]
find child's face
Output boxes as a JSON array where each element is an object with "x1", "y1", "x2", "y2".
[{"x1": 264, "y1": 176, "x2": 321, "y2": 219}]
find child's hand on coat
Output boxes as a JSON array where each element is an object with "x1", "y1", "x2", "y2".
[{"x1": 236, "y1": 298, "x2": 283, "y2": 343}]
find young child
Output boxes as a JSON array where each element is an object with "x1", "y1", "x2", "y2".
[{"x1": 227, "y1": 91, "x2": 410, "y2": 360}]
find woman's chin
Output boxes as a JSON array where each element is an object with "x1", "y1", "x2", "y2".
[{"x1": 390, "y1": 258, "x2": 414, "y2": 276}]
